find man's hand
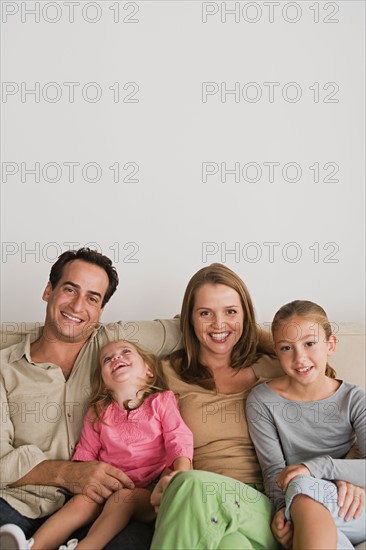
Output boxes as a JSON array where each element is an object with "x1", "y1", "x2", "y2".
[
  {"x1": 151, "y1": 471, "x2": 178, "y2": 514},
  {"x1": 336, "y1": 480, "x2": 365, "y2": 521},
  {"x1": 276, "y1": 464, "x2": 310, "y2": 492},
  {"x1": 10, "y1": 460, "x2": 135, "y2": 505},
  {"x1": 61, "y1": 461, "x2": 135, "y2": 503},
  {"x1": 271, "y1": 508, "x2": 293, "y2": 549}
]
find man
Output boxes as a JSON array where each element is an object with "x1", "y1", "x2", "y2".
[{"x1": 0, "y1": 248, "x2": 181, "y2": 549}]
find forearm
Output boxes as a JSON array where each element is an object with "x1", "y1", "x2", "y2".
[
  {"x1": 9, "y1": 460, "x2": 75, "y2": 490},
  {"x1": 303, "y1": 457, "x2": 366, "y2": 487}
]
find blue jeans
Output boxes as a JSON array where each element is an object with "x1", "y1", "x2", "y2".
[{"x1": 0, "y1": 498, "x2": 154, "y2": 550}]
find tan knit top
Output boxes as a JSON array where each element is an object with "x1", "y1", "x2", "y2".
[{"x1": 163, "y1": 356, "x2": 284, "y2": 484}]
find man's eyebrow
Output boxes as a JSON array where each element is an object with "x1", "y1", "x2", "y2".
[{"x1": 62, "y1": 281, "x2": 102, "y2": 299}]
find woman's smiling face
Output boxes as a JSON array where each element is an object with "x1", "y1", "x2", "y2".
[{"x1": 191, "y1": 283, "x2": 244, "y2": 363}]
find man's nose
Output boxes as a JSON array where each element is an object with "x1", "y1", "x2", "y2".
[{"x1": 70, "y1": 294, "x2": 83, "y2": 311}]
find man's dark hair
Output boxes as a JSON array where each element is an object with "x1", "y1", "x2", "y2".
[{"x1": 49, "y1": 248, "x2": 119, "y2": 307}]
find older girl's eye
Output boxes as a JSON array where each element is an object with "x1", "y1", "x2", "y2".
[
  {"x1": 103, "y1": 356, "x2": 111, "y2": 364},
  {"x1": 305, "y1": 341, "x2": 316, "y2": 347},
  {"x1": 121, "y1": 348, "x2": 131, "y2": 354}
]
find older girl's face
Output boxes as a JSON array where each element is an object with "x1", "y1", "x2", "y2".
[{"x1": 191, "y1": 283, "x2": 244, "y2": 362}]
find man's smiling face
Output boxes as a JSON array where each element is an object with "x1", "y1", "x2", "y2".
[{"x1": 42, "y1": 259, "x2": 109, "y2": 343}]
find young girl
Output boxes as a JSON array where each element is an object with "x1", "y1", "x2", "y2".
[
  {"x1": 246, "y1": 300, "x2": 365, "y2": 550},
  {"x1": 2, "y1": 340, "x2": 193, "y2": 550}
]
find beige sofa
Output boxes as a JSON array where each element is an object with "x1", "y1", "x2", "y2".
[{"x1": 1, "y1": 321, "x2": 365, "y2": 549}]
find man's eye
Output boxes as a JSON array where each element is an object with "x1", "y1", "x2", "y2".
[{"x1": 89, "y1": 296, "x2": 99, "y2": 304}]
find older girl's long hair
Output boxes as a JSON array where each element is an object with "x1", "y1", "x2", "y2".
[
  {"x1": 170, "y1": 263, "x2": 261, "y2": 390},
  {"x1": 271, "y1": 300, "x2": 336, "y2": 378},
  {"x1": 88, "y1": 340, "x2": 168, "y2": 427}
]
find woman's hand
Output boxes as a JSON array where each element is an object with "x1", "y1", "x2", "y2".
[
  {"x1": 150, "y1": 471, "x2": 178, "y2": 513},
  {"x1": 336, "y1": 480, "x2": 365, "y2": 521},
  {"x1": 276, "y1": 464, "x2": 311, "y2": 492},
  {"x1": 271, "y1": 508, "x2": 293, "y2": 549}
]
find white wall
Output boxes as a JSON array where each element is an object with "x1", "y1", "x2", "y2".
[{"x1": 1, "y1": 1, "x2": 365, "y2": 324}]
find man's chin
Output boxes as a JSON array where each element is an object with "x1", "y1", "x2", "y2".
[{"x1": 43, "y1": 322, "x2": 97, "y2": 343}]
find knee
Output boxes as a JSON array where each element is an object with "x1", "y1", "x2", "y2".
[{"x1": 286, "y1": 475, "x2": 313, "y2": 498}]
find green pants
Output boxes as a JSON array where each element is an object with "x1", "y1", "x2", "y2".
[{"x1": 151, "y1": 471, "x2": 280, "y2": 550}]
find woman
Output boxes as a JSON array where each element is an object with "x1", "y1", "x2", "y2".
[
  {"x1": 151, "y1": 263, "x2": 283, "y2": 549},
  {"x1": 150, "y1": 264, "x2": 362, "y2": 550}
]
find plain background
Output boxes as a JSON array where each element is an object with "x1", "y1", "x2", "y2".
[{"x1": 1, "y1": 1, "x2": 365, "y2": 324}]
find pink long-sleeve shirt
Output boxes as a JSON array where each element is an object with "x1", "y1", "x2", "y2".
[{"x1": 72, "y1": 390, "x2": 193, "y2": 487}]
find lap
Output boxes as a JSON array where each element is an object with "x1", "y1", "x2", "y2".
[
  {"x1": 0, "y1": 498, "x2": 154, "y2": 550},
  {"x1": 152, "y1": 471, "x2": 279, "y2": 550},
  {"x1": 285, "y1": 476, "x2": 366, "y2": 546}
]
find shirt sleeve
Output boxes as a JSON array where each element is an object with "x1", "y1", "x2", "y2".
[
  {"x1": 116, "y1": 318, "x2": 183, "y2": 357},
  {"x1": 156, "y1": 391, "x2": 194, "y2": 468},
  {"x1": 246, "y1": 387, "x2": 287, "y2": 511},
  {"x1": 303, "y1": 387, "x2": 366, "y2": 487},
  {"x1": 0, "y1": 380, "x2": 47, "y2": 487},
  {"x1": 72, "y1": 410, "x2": 102, "y2": 462}
]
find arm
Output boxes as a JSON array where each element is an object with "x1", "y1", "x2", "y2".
[
  {"x1": 302, "y1": 387, "x2": 366, "y2": 487},
  {"x1": 120, "y1": 318, "x2": 183, "y2": 357},
  {"x1": 1, "y1": 386, "x2": 134, "y2": 504},
  {"x1": 9, "y1": 459, "x2": 134, "y2": 503},
  {"x1": 246, "y1": 390, "x2": 288, "y2": 512},
  {"x1": 158, "y1": 392, "x2": 194, "y2": 469}
]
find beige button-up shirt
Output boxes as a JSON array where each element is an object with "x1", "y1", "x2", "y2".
[{"x1": 0, "y1": 319, "x2": 181, "y2": 518}]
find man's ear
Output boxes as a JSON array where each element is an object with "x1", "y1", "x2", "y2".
[
  {"x1": 327, "y1": 334, "x2": 337, "y2": 356},
  {"x1": 42, "y1": 282, "x2": 52, "y2": 302}
]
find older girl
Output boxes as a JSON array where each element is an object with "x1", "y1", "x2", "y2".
[{"x1": 247, "y1": 300, "x2": 365, "y2": 550}]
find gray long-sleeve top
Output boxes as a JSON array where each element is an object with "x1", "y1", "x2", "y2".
[{"x1": 246, "y1": 380, "x2": 366, "y2": 512}]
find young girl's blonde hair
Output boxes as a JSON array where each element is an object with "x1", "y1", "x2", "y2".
[
  {"x1": 88, "y1": 340, "x2": 168, "y2": 427},
  {"x1": 271, "y1": 300, "x2": 336, "y2": 379}
]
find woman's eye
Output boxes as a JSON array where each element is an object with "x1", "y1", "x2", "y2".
[
  {"x1": 280, "y1": 346, "x2": 291, "y2": 352},
  {"x1": 227, "y1": 309, "x2": 237, "y2": 315},
  {"x1": 306, "y1": 341, "x2": 316, "y2": 347},
  {"x1": 200, "y1": 311, "x2": 210, "y2": 317}
]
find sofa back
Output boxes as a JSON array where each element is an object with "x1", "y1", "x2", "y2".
[{"x1": 1, "y1": 321, "x2": 365, "y2": 390}]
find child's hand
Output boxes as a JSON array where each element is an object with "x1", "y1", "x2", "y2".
[
  {"x1": 271, "y1": 508, "x2": 293, "y2": 549},
  {"x1": 276, "y1": 464, "x2": 310, "y2": 492}
]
